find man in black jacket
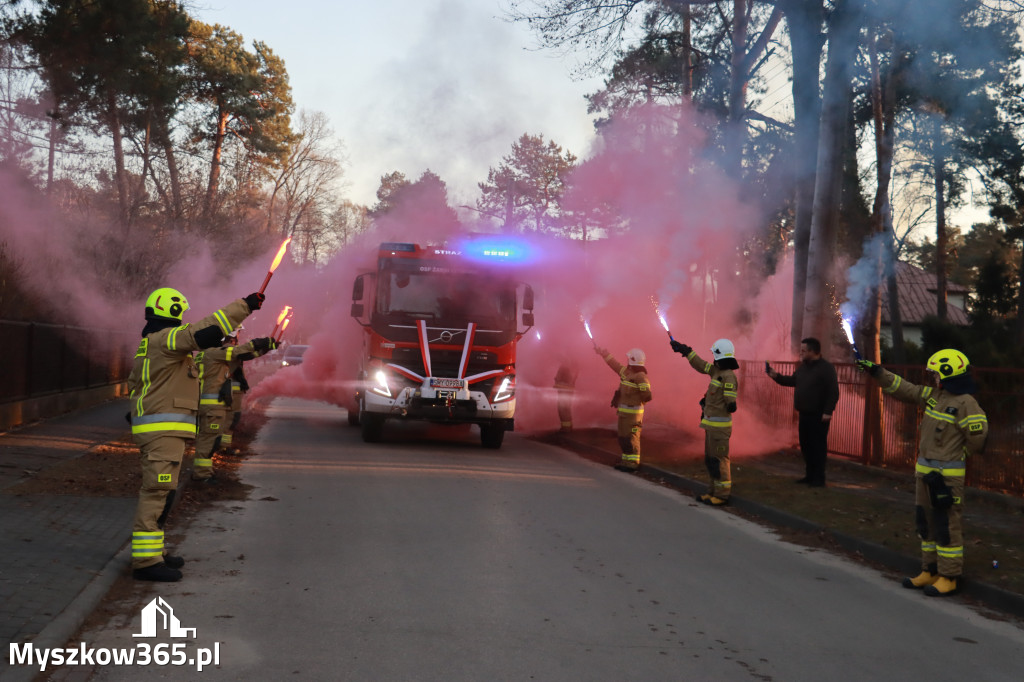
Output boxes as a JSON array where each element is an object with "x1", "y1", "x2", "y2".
[{"x1": 767, "y1": 337, "x2": 839, "y2": 487}]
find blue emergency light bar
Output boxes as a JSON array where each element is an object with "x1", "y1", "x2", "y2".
[
  {"x1": 455, "y1": 237, "x2": 535, "y2": 265},
  {"x1": 379, "y1": 242, "x2": 417, "y2": 253}
]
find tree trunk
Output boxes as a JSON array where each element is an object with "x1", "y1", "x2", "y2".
[
  {"x1": 867, "y1": 30, "x2": 909, "y2": 364},
  {"x1": 781, "y1": 0, "x2": 825, "y2": 352},
  {"x1": 681, "y1": 2, "x2": 692, "y2": 101},
  {"x1": 802, "y1": 0, "x2": 862, "y2": 351},
  {"x1": 934, "y1": 120, "x2": 949, "y2": 321},
  {"x1": 1016, "y1": 242, "x2": 1024, "y2": 345},
  {"x1": 105, "y1": 91, "x2": 131, "y2": 229},
  {"x1": 129, "y1": 117, "x2": 154, "y2": 225},
  {"x1": 205, "y1": 108, "x2": 229, "y2": 220},
  {"x1": 725, "y1": 0, "x2": 749, "y2": 179},
  {"x1": 163, "y1": 136, "x2": 183, "y2": 224},
  {"x1": 46, "y1": 115, "x2": 57, "y2": 195}
]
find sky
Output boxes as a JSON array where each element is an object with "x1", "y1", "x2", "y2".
[{"x1": 191, "y1": 0, "x2": 605, "y2": 209}]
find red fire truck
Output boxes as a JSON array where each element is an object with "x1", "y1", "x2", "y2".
[{"x1": 349, "y1": 241, "x2": 535, "y2": 448}]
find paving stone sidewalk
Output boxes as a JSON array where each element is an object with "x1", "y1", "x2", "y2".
[{"x1": 0, "y1": 400, "x2": 135, "y2": 673}]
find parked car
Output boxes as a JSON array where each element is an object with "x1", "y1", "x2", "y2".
[{"x1": 280, "y1": 344, "x2": 309, "y2": 367}]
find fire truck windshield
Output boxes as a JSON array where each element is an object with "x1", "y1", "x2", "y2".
[{"x1": 378, "y1": 269, "x2": 516, "y2": 327}]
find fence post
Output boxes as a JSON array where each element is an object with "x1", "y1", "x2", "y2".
[{"x1": 26, "y1": 322, "x2": 34, "y2": 396}]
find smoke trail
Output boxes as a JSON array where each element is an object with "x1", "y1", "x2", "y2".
[{"x1": 839, "y1": 232, "x2": 893, "y2": 326}]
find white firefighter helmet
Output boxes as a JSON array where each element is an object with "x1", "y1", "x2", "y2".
[
  {"x1": 711, "y1": 339, "x2": 736, "y2": 361},
  {"x1": 626, "y1": 348, "x2": 646, "y2": 366}
]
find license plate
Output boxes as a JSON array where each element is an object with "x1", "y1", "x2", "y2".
[{"x1": 430, "y1": 378, "x2": 465, "y2": 390}]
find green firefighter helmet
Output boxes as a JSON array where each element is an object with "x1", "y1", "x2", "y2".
[
  {"x1": 927, "y1": 348, "x2": 969, "y2": 380},
  {"x1": 145, "y1": 287, "x2": 189, "y2": 321}
]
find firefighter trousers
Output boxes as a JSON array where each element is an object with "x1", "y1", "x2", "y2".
[
  {"x1": 193, "y1": 405, "x2": 228, "y2": 479},
  {"x1": 131, "y1": 436, "x2": 185, "y2": 569},
  {"x1": 556, "y1": 387, "x2": 574, "y2": 431},
  {"x1": 616, "y1": 411, "x2": 643, "y2": 468},
  {"x1": 703, "y1": 428, "x2": 732, "y2": 500},
  {"x1": 915, "y1": 472, "x2": 965, "y2": 577}
]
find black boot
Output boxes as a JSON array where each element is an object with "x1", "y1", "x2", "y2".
[
  {"x1": 163, "y1": 554, "x2": 185, "y2": 569},
  {"x1": 133, "y1": 562, "x2": 182, "y2": 582}
]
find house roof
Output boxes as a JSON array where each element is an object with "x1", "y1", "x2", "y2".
[{"x1": 880, "y1": 261, "x2": 969, "y2": 326}]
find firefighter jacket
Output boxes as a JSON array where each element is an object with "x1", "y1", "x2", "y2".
[
  {"x1": 876, "y1": 367, "x2": 988, "y2": 478},
  {"x1": 602, "y1": 353, "x2": 652, "y2": 415},
  {"x1": 198, "y1": 340, "x2": 262, "y2": 410},
  {"x1": 128, "y1": 300, "x2": 251, "y2": 443},
  {"x1": 554, "y1": 363, "x2": 578, "y2": 390},
  {"x1": 687, "y1": 351, "x2": 738, "y2": 432}
]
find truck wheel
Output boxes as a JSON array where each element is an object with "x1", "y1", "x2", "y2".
[
  {"x1": 361, "y1": 413, "x2": 385, "y2": 443},
  {"x1": 480, "y1": 423, "x2": 505, "y2": 449},
  {"x1": 347, "y1": 394, "x2": 362, "y2": 427}
]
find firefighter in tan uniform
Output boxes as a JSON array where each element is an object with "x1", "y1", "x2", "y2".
[
  {"x1": 671, "y1": 338, "x2": 739, "y2": 505},
  {"x1": 220, "y1": 327, "x2": 247, "y2": 453},
  {"x1": 595, "y1": 347, "x2": 652, "y2": 471},
  {"x1": 128, "y1": 287, "x2": 264, "y2": 581},
  {"x1": 859, "y1": 349, "x2": 988, "y2": 596},
  {"x1": 553, "y1": 359, "x2": 579, "y2": 432},
  {"x1": 193, "y1": 333, "x2": 275, "y2": 482}
]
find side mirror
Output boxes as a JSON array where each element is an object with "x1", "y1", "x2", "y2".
[
  {"x1": 352, "y1": 276, "x2": 365, "y2": 302},
  {"x1": 522, "y1": 312, "x2": 534, "y2": 327},
  {"x1": 351, "y1": 303, "x2": 364, "y2": 318},
  {"x1": 523, "y1": 285, "x2": 534, "y2": 311}
]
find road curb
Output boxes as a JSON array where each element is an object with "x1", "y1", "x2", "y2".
[{"x1": 550, "y1": 433, "x2": 1024, "y2": 621}]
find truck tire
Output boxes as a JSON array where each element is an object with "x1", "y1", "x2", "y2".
[
  {"x1": 361, "y1": 412, "x2": 385, "y2": 443},
  {"x1": 347, "y1": 394, "x2": 362, "y2": 427},
  {"x1": 480, "y1": 423, "x2": 505, "y2": 449}
]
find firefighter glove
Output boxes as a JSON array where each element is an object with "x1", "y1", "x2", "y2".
[
  {"x1": 244, "y1": 292, "x2": 265, "y2": 311},
  {"x1": 217, "y1": 380, "x2": 233, "y2": 406},
  {"x1": 670, "y1": 340, "x2": 692, "y2": 356},
  {"x1": 252, "y1": 336, "x2": 276, "y2": 353},
  {"x1": 727, "y1": 402, "x2": 737, "y2": 413},
  {"x1": 595, "y1": 346, "x2": 608, "y2": 356},
  {"x1": 856, "y1": 359, "x2": 882, "y2": 376}
]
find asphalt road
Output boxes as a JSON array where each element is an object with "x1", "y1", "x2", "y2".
[{"x1": 75, "y1": 398, "x2": 1024, "y2": 681}]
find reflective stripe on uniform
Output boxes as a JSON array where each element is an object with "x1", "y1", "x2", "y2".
[
  {"x1": 621, "y1": 453, "x2": 639, "y2": 463},
  {"x1": 135, "y1": 358, "x2": 152, "y2": 416},
  {"x1": 921, "y1": 540, "x2": 936, "y2": 553},
  {"x1": 132, "y1": 530, "x2": 164, "y2": 559},
  {"x1": 618, "y1": 405, "x2": 644, "y2": 415},
  {"x1": 958, "y1": 414, "x2": 988, "y2": 429},
  {"x1": 915, "y1": 457, "x2": 966, "y2": 477},
  {"x1": 232, "y1": 381, "x2": 242, "y2": 393},
  {"x1": 924, "y1": 407, "x2": 956, "y2": 424},
  {"x1": 213, "y1": 309, "x2": 233, "y2": 335},
  {"x1": 937, "y1": 545, "x2": 963, "y2": 560},
  {"x1": 166, "y1": 325, "x2": 189, "y2": 351},
  {"x1": 194, "y1": 458, "x2": 213, "y2": 467},
  {"x1": 131, "y1": 413, "x2": 197, "y2": 436},
  {"x1": 883, "y1": 374, "x2": 902, "y2": 394},
  {"x1": 701, "y1": 416, "x2": 732, "y2": 428}
]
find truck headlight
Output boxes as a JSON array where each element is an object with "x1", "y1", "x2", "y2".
[
  {"x1": 371, "y1": 370, "x2": 392, "y2": 398},
  {"x1": 494, "y1": 376, "x2": 515, "y2": 402}
]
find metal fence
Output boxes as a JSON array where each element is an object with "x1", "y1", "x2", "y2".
[
  {"x1": 0, "y1": 320, "x2": 134, "y2": 402},
  {"x1": 741, "y1": 360, "x2": 1024, "y2": 496}
]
